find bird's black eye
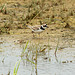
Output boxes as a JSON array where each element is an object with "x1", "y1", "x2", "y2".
[
  {"x1": 43, "y1": 24, "x2": 47, "y2": 27},
  {"x1": 45, "y1": 25, "x2": 47, "y2": 27}
]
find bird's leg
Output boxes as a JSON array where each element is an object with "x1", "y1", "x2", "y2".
[
  {"x1": 32, "y1": 31, "x2": 35, "y2": 38},
  {"x1": 33, "y1": 33, "x2": 35, "y2": 37},
  {"x1": 38, "y1": 33, "x2": 40, "y2": 38}
]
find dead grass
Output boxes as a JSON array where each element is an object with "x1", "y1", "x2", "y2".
[{"x1": 0, "y1": 0, "x2": 75, "y2": 34}]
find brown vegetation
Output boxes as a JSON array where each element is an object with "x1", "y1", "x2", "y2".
[{"x1": 0, "y1": 0, "x2": 75, "y2": 35}]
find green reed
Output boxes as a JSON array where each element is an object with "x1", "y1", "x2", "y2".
[
  {"x1": 55, "y1": 37, "x2": 59, "y2": 57},
  {"x1": 13, "y1": 41, "x2": 29, "y2": 75},
  {"x1": 21, "y1": 41, "x2": 29, "y2": 57},
  {"x1": 55, "y1": 37, "x2": 59, "y2": 62},
  {"x1": 13, "y1": 60, "x2": 21, "y2": 75}
]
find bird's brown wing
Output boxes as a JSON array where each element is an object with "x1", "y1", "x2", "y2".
[{"x1": 32, "y1": 27, "x2": 39, "y2": 31}]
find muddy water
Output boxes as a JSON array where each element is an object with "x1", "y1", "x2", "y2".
[{"x1": 0, "y1": 35, "x2": 75, "y2": 75}]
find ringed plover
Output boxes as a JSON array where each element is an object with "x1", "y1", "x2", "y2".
[{"x1": 27, "y1": 24, "x2": 48, "y2": 37}]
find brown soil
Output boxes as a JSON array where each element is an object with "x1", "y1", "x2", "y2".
[{"x1": 0, "y1": 0, "x2": 75, "y2": 48}]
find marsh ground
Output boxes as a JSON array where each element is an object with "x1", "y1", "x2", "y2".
[{"x1": 0, "y1": 0, "x2": 75, "y2": 47}]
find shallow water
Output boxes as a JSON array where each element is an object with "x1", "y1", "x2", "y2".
[{"x1": 0, "y1": 39, "x2": 75, "y2": 75}]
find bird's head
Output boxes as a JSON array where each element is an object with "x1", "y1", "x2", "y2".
[{"x1": 42, "y1": 24, "x2": 49, "y2": 29}]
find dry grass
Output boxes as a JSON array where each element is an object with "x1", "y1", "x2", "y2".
[{"x1": 0, "y1": 0, "x2": 75, "y2": 35}]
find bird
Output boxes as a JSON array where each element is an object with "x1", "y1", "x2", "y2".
[
  {"x1": 42, "y1": 24, "x2": 48, "y2": 29},
  {"x1": 26, "y1": 24, "x2": 48, "y2": 37}
]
